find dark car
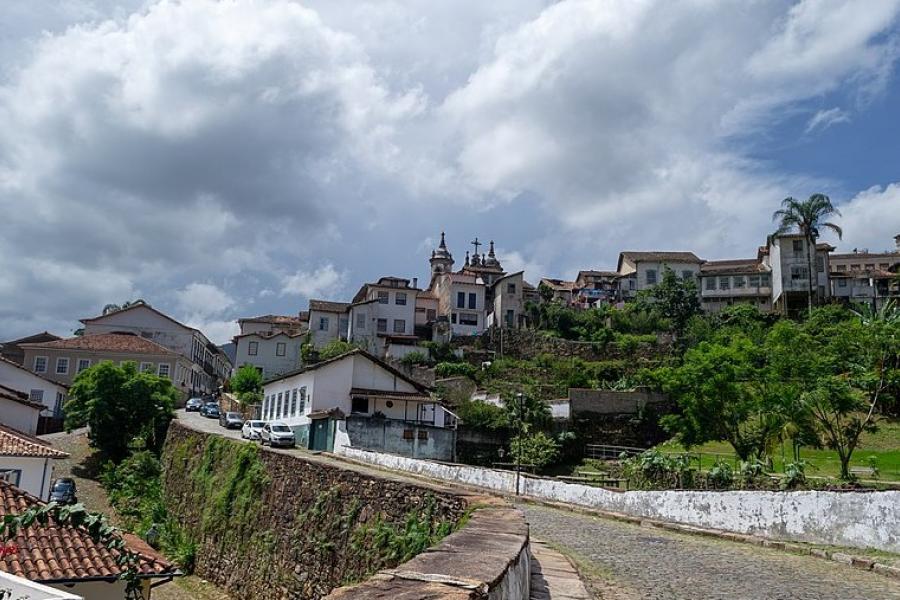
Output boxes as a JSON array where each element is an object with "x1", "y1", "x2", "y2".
[
  {"x1": 185, "y1": 397, "x2": 204, "y2": 412},
  {"x1": 49, "y1": 478, "x2": 77, "y2": 505},
  {"x1": 219, "y1": 411, "x2": 244, "y2": 429},
  {"x1": 201, "y1": 403, "x2": 220, "y2": 418}
]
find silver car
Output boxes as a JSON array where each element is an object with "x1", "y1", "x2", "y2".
[
  {"x1": 261, "y1": 422, "x2": 295, "y2": 447},
  {"x1": 241, "y1": 420, "x2": 266, "y2": 440}
]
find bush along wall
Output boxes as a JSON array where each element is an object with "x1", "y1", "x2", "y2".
[{"x1": 161, "y1": 421, "x2": 469, "y2": 600}]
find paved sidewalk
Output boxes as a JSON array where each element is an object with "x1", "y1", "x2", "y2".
[
  {"x1": 530, "y1": 540, "x2": 592, "y2": 600},
  {"x1": 520, "y1": 502, "x2": 900, "y2": 600}
]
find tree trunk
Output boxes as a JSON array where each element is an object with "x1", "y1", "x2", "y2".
[{"x1": 839, "y1": 450, "x2": 852, "y2": 480}]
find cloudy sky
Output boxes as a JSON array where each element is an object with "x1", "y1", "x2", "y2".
[{"x1": 1, "y1": 0, "x2": 899, "y2": 344}]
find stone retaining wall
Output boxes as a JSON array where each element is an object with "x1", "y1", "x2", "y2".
[
  {"x1": 337, "y1": 446, "x2": 900, "y2": 554},
  {"x1": 325, "y1": 508, "x2": 530, "y2": 600}
]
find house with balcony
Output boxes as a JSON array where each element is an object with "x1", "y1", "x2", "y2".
[
  {"x1": 761, "y1": 234, "x2": 834, "y2": 316},
  {"x1": 828, "y1": 235, "x2": 900, "y2": 310},
  {"x1": 699, "y1": 259, "x2": 773, "y2": 313},
  {"x1": 616, "y1": 251, "x2": 704, "y2": 299},
  {"x1": 261, "y1": 349, "x2": 457, "y2": 460},
  {"x1": 233, "y1": 314, "x2": 307, "y2": 379},
  {"x1": 79, "y1": 301, "x2": 232, "y2": 395},
  {"x1": 0, "y1": 357, "x2": 69, "y2": 433}
]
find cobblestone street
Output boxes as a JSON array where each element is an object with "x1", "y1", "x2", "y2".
[{"x1": 519, "y1": 503, "x2": 900, "y2": 600}]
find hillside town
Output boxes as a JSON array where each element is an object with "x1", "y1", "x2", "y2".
[{"x1": 2, "y1": 2, "x2": 900, "y2": 600}]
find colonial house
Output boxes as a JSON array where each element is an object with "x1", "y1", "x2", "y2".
[
  {"x1": 538, "y1": 278, "x2": 577, "y2": 305},
  {"x1": 616, "y1": 251, "x2": 704, "y2": 299},
  {"x1": 79, "y1": 302, "x2": 232, "y2": 395},
  {"x1": 0, "y1": 385, "x2": 44, "y2": 435},
  {"x1": 232, "y1": 314, "x2": 307, "y2": 379},
  {"x1": 0, "y1": 332, "x2": 61, "y2": 366},
  {"x1": 347, "y1": 277, "x2": 419, "y2": 357},
  {"x1": 0, "y1": 424, "x2": 69, "y2": 500},
  {"x1": 573, "y1": 270, "x2": 621, "y2": 307},
  {"x1": 0, "y1": 480, "x2": 177, "y2": 599},
  {"x1": 489, "y1": 271, "x2": 528, "y2": 329},
  {"x1": 307, "y1": 300, "x2": 350, "y2": 349},
  {"x1": 261, "y1": 349, "x2": 457, "y2": 460},
  {"x1": 828, "y1": 236, "x2": 900, "y2": 310},
  {"x1": 760, "y1": 234, "x2": 834, "y2": 315},
  {"x1": 0, "y1": 357, "x2": 69, "y2": 433},
  {"x1": 19, "y1": 334, "x2": 194, "y2": 401},
  {"x1": 699, "y1": 259, "x2": 773, "y2": 313}
]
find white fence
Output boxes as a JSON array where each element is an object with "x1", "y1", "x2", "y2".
[{"x1": 336, "y1": 446, "x2": 900, "y2": 553}]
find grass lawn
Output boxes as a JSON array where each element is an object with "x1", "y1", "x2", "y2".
[{"x1": 656, "y1": 419, "x2": 900, "y2": 482}]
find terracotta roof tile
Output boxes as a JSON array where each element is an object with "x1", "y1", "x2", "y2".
[
  {"x1": 238, "y1": 314, "x2": 307, "y2": 326},
  {"x1": 19, "y1": 334, "x2": 177, "y2": 356},
  {"x1": 0, "y1": 424, "x2": 69, "y2": 459},
  {"x1": 0, "y1": 480, "x2": 174, "y2": 582},
  {"x1": 620, "y1": 251, "x2": 703, "y2": 263},
  {"x1": 308, "y1": 300, "x2": 350, "y2": 313},
  {"x1": 700, "y1": 259, "x2": 766, "y2": 274}
]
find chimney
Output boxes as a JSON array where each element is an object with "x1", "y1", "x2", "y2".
[{"x1": 412, "y1": 277, "x2": 418, "y2": 289}]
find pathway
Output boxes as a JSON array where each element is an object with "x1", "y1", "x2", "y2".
[{"x1": 519, "y1": 502, "x2": 900, "y2": 600}]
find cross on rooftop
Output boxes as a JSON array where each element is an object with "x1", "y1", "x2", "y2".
[{"x1": 471, "y1": 237, "x2": 482, "y2": 256}]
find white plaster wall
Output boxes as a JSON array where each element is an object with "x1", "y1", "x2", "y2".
[
  {"x1": 309, "y1": 309, "x2": 346, "y2": 348},
  {"x1": 83, "y1": 305, "x2": 196, "y2": 359},
  {"x1": 1, "y1": 572, "x2": 82, "y2": 600},
  {"x1": 0, "y1": 361, "x2": 67, "y2": 415},
  {"x1": 0, "y1": 456, "x2": 54, "y2": 499},
  {"x1": 51, "y1": 579, "x2": 157, "y2": 600},
  {"x1": 0, "y1": 396, "x2": 41, "y2": 434},
  {"x1": 337, "y1": 448, "x2": 900, "y2": 553},
  {"x1": 234, "y1": 335, "x2": 301, "y2": 379},
  {"x1": 351, "y1": 356, "x2": 417, "y2": 393}
]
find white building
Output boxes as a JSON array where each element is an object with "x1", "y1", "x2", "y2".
[
  {"x1": 616, "y1": 251, "x2": 704, "y2": 299},
  {"x1": 0, "y1": 357, "x2": 68, "y2": 432},
  {"x1": 828, "y1": 236, "x2": 900, "y2": 310},
  {"x1": 232, "y1": 314, "x2": 307, "y2": 379},
  {"x1": 261, "y1": 349, "x2": 456, "y2": 459},
  {"x1": 761, "y1": 234, "x2": 833, "y2": 315},
  {"x1": 699, "y1": 259, "x2": 773, "y2": 313},
  {"x1": 488, "y1": 271, "x2": 527, "y2": 328},
  {"x1": 307, "y1": 300, "x2": 350, "y2": 349},
  {"x1": 80, "y1": 302, "x2": 232, "y2": 395},
  {"x1": 0, "y1": 424, "x2": 69, "y2": 500},
  {"x1": 0, "y1": 384, "x2": 44, "y2": 435},
  {"x1": 347, "y1": 277, "x2": 419, "y2": 357}
]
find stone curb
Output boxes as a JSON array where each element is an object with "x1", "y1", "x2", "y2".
[{"x1": 514, "y1": 496, "x2": 900, "y2": 581}]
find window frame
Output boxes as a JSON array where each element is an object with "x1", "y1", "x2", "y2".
[
  {"x1": 158, "y1": 363, "x2": 171, "y2": 377},
  {"x1": 318, "y1": 317, "x2": 329, "y2": 331},
  {"x1": 77, "y1": 358, "x2": 92, "y2": 373},
  {"x1": 393, "y1": 319, "x2": 406, "y2": 333},
  {"x1": 377, "y1": 318, "x2": 388, "y2": 333},
  {"x1": 456, "y1": 292, "x2": 466, "y2": 308},
  {"x1": 395, "y1": 292, "x2": 407, "y2": 305},
  {"x1": 248, "y1": 341, "x2": 259, "y2": 356},
  {"x1": 377, "y1": 291, "x2": 389, "y2": 304},
  {"x1": 646, "y1": 269, "x2": 657, "y2": 285},
  {"x1": 55, "y1": 357, "x2": 69, "y2": 375},
  {"x1": 276, "y1": 342, "x2": 286, "y2": 357},
  {"x1": 34, "y1": 356, "x2": 48, "y2": 373},
  {"x1": 468, "y1": 293, "x2": 477, "y2": 309}
]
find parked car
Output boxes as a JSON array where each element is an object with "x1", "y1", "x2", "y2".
[
  {"x1": 201, "y1": 403, "x2": 220, "y2": 418},
  {"x1": 260, "y1": 422, "x2": 296, "y2": 447},
  {"x1": 219, "y1": 411, "x2": 244, "y2": 429},
  {"x1": 185, "y1": 397, "x2": 204, "y2": 412},
  {"x1": 241, "y1": 420, "x2": 266, "y2": 440},
  {"x1": 49, "y1": 478, "x2": 77, "y2": 505}
]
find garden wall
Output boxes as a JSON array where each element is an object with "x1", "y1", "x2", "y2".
[{"x1": 337, "y1": 446, "x2": 900, "y2": 553}]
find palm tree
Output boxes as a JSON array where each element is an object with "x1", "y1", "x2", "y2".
[{"x1": 772, "y1": 194, "x2": 843, "y2": 315}]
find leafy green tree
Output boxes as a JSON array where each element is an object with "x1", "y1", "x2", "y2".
[
  {"x1": 655, "y1": 336, "x2": 784, "y2": 461},
  {"x1": 230, "y1": 364, "x2": 263, "y2": 404},
  {"x1": 772, "y1": 194, "x2": 843, "y2": 314},
  {"x1": 455, "y1": 399, "x2": 509, "y2": 430},
  {"x1": 65, "y1": 361, "x2": 177, "y2": 462},
  {"x1": 637, "y1": 267, "x2": 700, "y2": 338},
  {"x1": 503, "y1": 393, "x2": 551, "y2": 432}
]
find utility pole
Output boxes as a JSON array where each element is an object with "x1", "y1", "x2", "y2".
[{"x1": 515, "y1": 392, "x2": 524, "y2": 496}]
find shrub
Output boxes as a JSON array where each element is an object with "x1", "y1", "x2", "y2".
[
  {"x1": 455, "y1": 399, "x2": 508, "y2": 430},
  {"x1": 435, "y1": 362, "x2": 477, "y2": 378},
  {"x1": 620, "y1": 449, "x2": 697, "y2": 489},
  {"x1": 707, "y1": 459, "x2": 734, "y2": 489},
  {"x1": 509, "y1": 432, "x2": 560, "y2": 470},
  {"x1": 319, "y1": 340, "x2": 359, "y2": 360},
  {"x1": 400, "y1": 351, "x2": 429, "y2": 366},
  {"x1": 782, "y1": 461, "x2": 807, "y2": 490}
]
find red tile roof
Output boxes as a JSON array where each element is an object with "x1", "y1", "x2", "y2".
[
  {"x1": 308, "y1": 300, "x2": 351, "y2": 313},
  {"x1": 0, "y1": 480, "x2": 175, "y2": 582},
  {"x1": 700, "y1": 259, "x2": 766, "y2": 274},
  {"x1": 0, "y1": 385, "x2": 45, "y2": 412},
  {"x1": 619, "y1": 251, "x2": 703, "y2": 263},
  {"x1": 19, "y1": 334, "x2": 177, "y2": 356},
  {"x1": 0, "y1": 424, "x2": 69, "y2": 459}
]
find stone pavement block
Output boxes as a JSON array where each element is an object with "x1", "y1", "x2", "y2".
[{"x1": 529, "y1": 541, "x2": 592, "y2": 600}]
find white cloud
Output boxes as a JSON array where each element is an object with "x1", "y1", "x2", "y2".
[
  {"x1": 281, "y1": 264, "x2": 347, "y2": 299},
  {"x1": 175, "y1": 283, "x2": 234, "y2": 318},
  {"x1": 806, "y1": 107, "x2": 850, "y2": 133},
  {"x1": 834, "y1": 184, "x2": 900, "y2": 252}
]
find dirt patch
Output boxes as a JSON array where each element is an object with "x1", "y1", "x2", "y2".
[{"x1": 43, "y1": 429, "x2": 117, "y2": 522}]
